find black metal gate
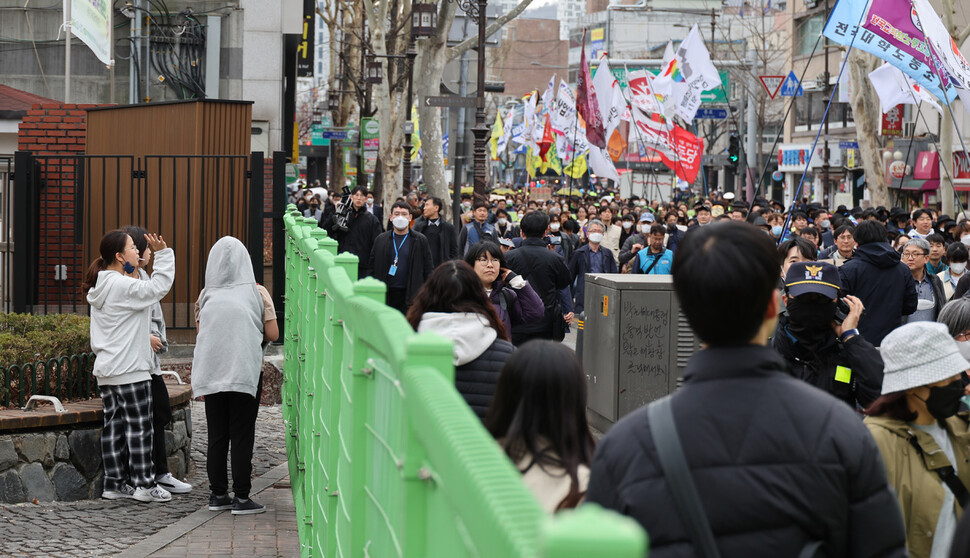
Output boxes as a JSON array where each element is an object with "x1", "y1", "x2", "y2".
[
  {"x1": 0, "y1": 156, "x2": 12, "y2": 313},
  {"x1": 11, "y1": 151, "x2": 264, "y2": 330}
]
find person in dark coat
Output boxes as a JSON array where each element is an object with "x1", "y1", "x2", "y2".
[
  {"x1": 411, "y1": 196, "x2": 458, "y2": 268},
  {"x1": 585, "y1": 221, "x2": 907, "y2": 558},
  {"x1": 568, "y1": 219, "x2": 617, "y2": 315},
  {"x1": 369, "y1": 202, "x2": 434, "y2": 314},
  {"x1": 838, "y1": 220, "x2": 918, "y2": 346},
  {"x1": 406, "y1": 260, "x2": 515, "y2": 419},
  {"x1": 464, "y1": 241, "x2": 544, "y2": 340},
  {"x1": 505, "y1": 211, "x2": 571, "y2": 344},
  {"x1": 321, "y1": 186, "x2": 383, "y2": 278},
  {"x1": 773, "y1": 261, "x2": 883, "y2": 409}
]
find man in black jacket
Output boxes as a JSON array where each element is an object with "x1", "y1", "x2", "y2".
[
  {"x1": 321, "y1": 186, "x2": 383, "y2": 278},
  {"x1": 838, "y1": 220, "x2": 917, "y2": 346},
  {"x1": 505, "y1": 211, "x2": 571, "y2": 344},
  {"x1": 773, "y1": 261, "x2": 883, "y2": 409},
  {"x1": 568, "y1": 219, "x2": 617, "y2": 315},
  {"x1": 411, "y1": 196, "x2": 458, "y2": 268},
  {"x1": 586, "y1": 221, "x2": 906, "y2": 558},
  {"x1": 369, "y1": 202, "x2": 434, "y2": 313}
]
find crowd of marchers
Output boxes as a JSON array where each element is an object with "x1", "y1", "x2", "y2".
[{"x1": 292, "y1": 180, "x2": 970, "y2": 557}]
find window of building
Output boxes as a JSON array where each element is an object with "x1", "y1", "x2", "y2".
[{"x1": 795, "y1": 14, "x2": 825, "y2": 56}]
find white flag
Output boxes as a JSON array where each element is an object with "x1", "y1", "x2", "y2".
[
  {"x1": 869, "y1": 63, "x2": 943, "y2": 114},
  {"x1": 626, "y1": 69, "x2": 663, "y2": 115},
  {"x1": 651, "y1": 42, "x2": 679, "y2": 119},
  {"x1": 542, "y1": 75, "x2": 557, "y2": 110},
  {"x1": 589, "y1": 146, "x2": 621, "y2": 184},
  {"x1": 497, "y1": 109, "x2": 514, "y2": 154},
  {"x1": 523, "y1": 92, "x2": 538, "y2": 151},
  {"x1": 671, "y1": 25, "x2": 722, "y2": 123},
  {"x1": 551, "y1": 81, "x2": 577, "y2": 136},
  {"x1": 910, "y1": 0, "x2": 970, "y2": 112},
  {"x1": 591, "y1": 58, "x2": 626, "y2": 141}
]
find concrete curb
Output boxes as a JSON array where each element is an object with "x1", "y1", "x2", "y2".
[{"x1": 117, "y1": 461, "x2": 291, "y2": 558}]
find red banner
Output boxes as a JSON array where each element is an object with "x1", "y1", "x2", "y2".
[
  {"x1": 629, "y1": 107, "x2": 704, "y2": 183},
  {"x1": 576, "y1": 31, "x2": 606, "y2": 149},
  {"x1": 881, "y1": 104, "x2": 904, "y2": 136}
]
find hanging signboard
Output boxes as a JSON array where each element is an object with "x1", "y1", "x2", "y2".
[
  {"x1": 361, "y1": 118, "x2": 380, "y2": 174},
  {"x1": 881, "y1": 104, "x2": 904, "y2": 136},
  {"x1": 296, "y1": 0, "x2": 315, "y2": 77},
  {"x1": 759, "y1": 75, "x2": 785, "y2": 99}
]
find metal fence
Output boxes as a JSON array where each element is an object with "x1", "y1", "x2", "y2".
[
  {"x1": 0, "y1": 157, "x2": 12, "y2": 313},
  {"x1": 11, "y1": 151, "x2": 263, "y2": 329},
  {"x1": 282, "y1": 209, "x2": 648, "y2": 558},
  {"x1": 1, "y1": 353, "x2": 97, "y2": 408}
]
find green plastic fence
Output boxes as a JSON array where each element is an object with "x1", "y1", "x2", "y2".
[{"x1": 283, "y1": 207, "x2": 648, "y2": 558}]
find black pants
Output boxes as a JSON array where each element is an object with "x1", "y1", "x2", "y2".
[
  {"x1": 511, "y1": 329, "x2": 553, "y2": 347},
  {"x1": 205, "y1": 375, "x2": 262, "y2": 499},
  {"x1": 150, "y1": 375, "x2": 173, "y2": 476},
  {"x1": 386, "y1": 287, "x2": 407, "y2": 314}
]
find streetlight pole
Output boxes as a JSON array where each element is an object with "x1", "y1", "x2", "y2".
[
  {"x1": 404, "y1": 42, "x2": 416, "y2": 193},
  {"x1": 456, "y1": 0, "x2": 489, "y2": 203}
]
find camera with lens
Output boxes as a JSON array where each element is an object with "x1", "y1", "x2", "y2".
[{"x1": 332, "y1": 186, "x2": 353, "y2": 233}]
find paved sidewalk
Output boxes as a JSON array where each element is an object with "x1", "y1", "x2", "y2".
[{"x1": 0, "y1": 401, "x2": 292, "y2": 558}]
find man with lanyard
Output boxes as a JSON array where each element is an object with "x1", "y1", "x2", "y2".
[
  {"x1": 634, "y1": 224, "x2": 674, "y2": 275},
  {"x1": 458, "y1": 199, "x2": 496, "y2": 256},
  {"x1": 370, "y1": 202, "x2": 434, "y2": 314}
]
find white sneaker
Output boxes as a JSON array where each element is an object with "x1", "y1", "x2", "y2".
[
  {"x1": 133, "y1": 485, "x2": 172, "y2": 503},
  {"x1": 102, "y1": 484, "x2": 136, "y2": 500},
  {"x1": 156, "y1": 473, "x2": 192, "y2": 494}
]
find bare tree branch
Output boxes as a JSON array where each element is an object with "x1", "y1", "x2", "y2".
[{"x1": 447, "y1": 0, "x2": 536, "y2": 62}]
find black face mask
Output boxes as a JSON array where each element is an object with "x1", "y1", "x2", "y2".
[
  {"x1": 786, "y1": 297, "x2": 836, "y2": 333},
  {"x1": 921, "y1": 379, "x2": 965, "y2": 421}
]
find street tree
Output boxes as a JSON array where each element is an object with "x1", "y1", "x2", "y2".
[
  {"x1": 846, "y1": 50, "x2": 888, "y2": 207},
  {"x1": 413, "y1": 0, "x2": 536, "y2": 220}
]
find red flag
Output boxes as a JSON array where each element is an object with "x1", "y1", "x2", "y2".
[
  {"x1": 539, "y1": 114, "x2": 554, "y2": 157},
  {"x1": 576, "y1": 30, "x2": 607, "y2": 149},
  {"x1": 629, "y1": 106, "x2": 703, "y2": 183}
]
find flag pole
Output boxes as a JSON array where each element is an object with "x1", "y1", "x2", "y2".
[{"x1": 64, "y1": 0, "x2": 71, "y2": 103}]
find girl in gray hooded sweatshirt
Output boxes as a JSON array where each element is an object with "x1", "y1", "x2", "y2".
[
  {"x1": 192, "y1": 236, "x2": 278, "y2": 515},
  {"x1": 83, "y1": 230, "x2": 174, "y2": 503}
]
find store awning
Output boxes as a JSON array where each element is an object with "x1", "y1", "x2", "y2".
[{"x1": 897, "y1": 178, "x2": 939, "y2": 190}]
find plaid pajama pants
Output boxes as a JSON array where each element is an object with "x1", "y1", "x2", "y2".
[{"x1": 99, "y1": 381, "x2": 154, "y2": 490}]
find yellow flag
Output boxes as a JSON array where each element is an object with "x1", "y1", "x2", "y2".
[
  {"x1": 410, "y1": 104, "x2": 421, "y2": 162},
  {"x1": 489, "y1": 110, "x2": 503, "y2": 160},
  {"x1": 564, "y1": 153, "x2": 588, "y2": 179},
  {"x1": 543, "y1": 143, "x2": 563, "y2": 175}
]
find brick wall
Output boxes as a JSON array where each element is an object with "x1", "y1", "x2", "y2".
[{"x1": 18, "y1": 104, "x2": 102, "y2": 309}]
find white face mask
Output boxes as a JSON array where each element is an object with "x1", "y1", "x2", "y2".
[
  {"x1": 638, "y1": 224, "x2": 650, "y2": 234},
  {"x1": 588, "y1": 232, "x2": 604, "y2": 244},
  {"x1": 951, "y1": 262, "x2": 967, "y2": 275},
  {"x1": 962, "y1": 236, "x2": 970, "y2": 247},
  {"x1": 392, "y1": 215, "x2": 410, "y2": 230},
  {"x1": 550, "y1": 223, "x2": 560, "y2": 232},
  {"x1": 622, "y1": 222, "x2": 633, "y2": 230},
  {"x1": 366, "y1": 198, "x2": 374, "y2": 205},
  {"x1": 497, "y1": 218, "x2": 507, "y2": 226},
  {"x1": 506, "y1": 199, "x2": 513, "y2": 205}
]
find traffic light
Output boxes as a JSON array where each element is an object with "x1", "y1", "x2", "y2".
[{"x1": 728, "y1": 134, "x2": 740, "y2": 169}]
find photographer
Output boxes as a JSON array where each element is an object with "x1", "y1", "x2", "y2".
[
  {"x1": 773, "y1": 261, "x2": 883, "y2": 409},
  {"x1": 321, "y1": 186, "x2": 383, "y2": 278}
]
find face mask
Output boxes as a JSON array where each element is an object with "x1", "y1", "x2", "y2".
[
  {"x1": 506, "y1": 199, "x2": 513, "y2": 205},
  {"x1": 122, "y1": 261, "x2": 136, "y2": 274},
  {"x1": 962, "y1": 236, "x2": 970, "y2": 247},
  {"x1": 920, "y1": 379, "x2": 965, "y2": 421},
  {"x1": 463, "y1": 202, "x2": 471, "y2": 209},
  {"x1": 639, "y1": 224, "x2": 650, "y2": 234},
  {"x1": 820, "y1": 219, "x2": 831, "y2": 229},
  {"x1": 622, "y1": 222, "x2": 633, "y2": 230},
  {"x1": 367, "y1": 198, "x2": 374, "y2": 205},
  {"x1": 772, "y1": 225, "x2": 783, "y2": 237},
  {"x1": 392, "y1": 216, "x2": 410, "y2": 230},
  {"x1": 550, "y1": 223, "x2": 560, "y2": 232},
  {"x1": 951, "y1": 262, "x2": 967, "y2": 275},
  {"x1": 588, "y1": 232, "x2": 604, "y2": 244},
  {"x1": 785, "y1": 297, "x2": 836, "y2": 332},
  {"x1": 497, "y1": 218, "x2": 507, "y2": 226}
]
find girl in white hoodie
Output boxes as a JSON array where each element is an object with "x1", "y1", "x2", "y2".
[{"x1": 83, "y1": 230, "x2": 174, "y2": 503}]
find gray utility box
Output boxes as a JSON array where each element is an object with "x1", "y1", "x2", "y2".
[{"x1": 582, "y1": 274, "x2": 702, "y2": 434}]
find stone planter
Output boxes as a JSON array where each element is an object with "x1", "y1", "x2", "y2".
[{"x1": 0, "y1": 384, "x2": 192, "y2": 503}]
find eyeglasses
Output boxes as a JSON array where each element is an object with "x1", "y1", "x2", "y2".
[
  {"x1": 900, "y1": 251, "x2": 928, "y2": 259},
  {"x1": 476, "y1": 257, "x2": 500, "y2": 267}
]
